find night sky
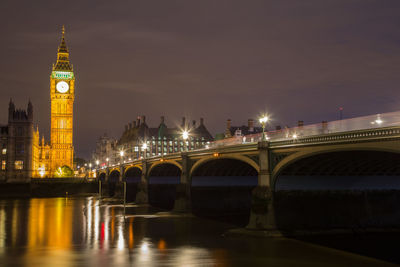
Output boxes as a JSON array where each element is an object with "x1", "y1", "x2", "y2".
[{"x1": 1, "y1": 0, "x2": 400, "y2": 158}]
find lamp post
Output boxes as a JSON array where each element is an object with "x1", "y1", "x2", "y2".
[
  {"x1": 182, "y1": 130, "x2": 189, "y2": 152},
  {"x1": 119, "y1": 150, "x2": 124, "y2": 165},
  {"x1": 259, "y1": 116, "x2": 269, "y2": 141},
  {"x1": 88, "y1": 163, "x2": 92, "y2": 178},
  {"x1": 106, "y1": 157, "x2": 109, "y2": 167},
  {"x1": 141, "y1": 143, "x2": 148, "y2": 159}
]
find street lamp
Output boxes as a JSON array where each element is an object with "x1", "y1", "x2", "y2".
[
  {"x1": 141, "y1": 143, "x2": 148, "y2": 159},
  {"x1": 182, "y1": 130, "x2": 189, "y2": 151},
  {"x1": 119, "y1": 150, "x2": 125, "y2": 165},
  {"x1": 106, "y1": 157, "x2": 109, "y2": 167},
  {"x1": 95, "y1": 160, "x2": 99, "y2": 168},
  {"x1": 259, "y1": 115, "x2": 269, "y2": 141}
]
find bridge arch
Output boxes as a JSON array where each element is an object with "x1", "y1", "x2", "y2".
[
  {"x1": 124, "y1": 165, "x2": 142, "y2": 176},
  {"x1": 148, "y1": 160, "x2": 182, "y2": 176},
  {"x1": 272, "y1": 145, "x2": 400, "y2": 190},
  {"x1": 148, "y1": 161, "x2": 182, "y2": 210},
  {"x1": 190, "y1": 156, "x2": 258, "y2": 226},
  {"x1": 98, "y1": 172, "x2": 106, "y2": 182},
  {"x1": 124, "y1": 165, "x2": 142, "y2": 202},
  {"x1": 190, "y1": 154, "x2": 259, "y2": 178},
  {"x1": 271, "y1": 146, "x2": 400, "y2": 229},
  {"x1": 109, "y1": 169, "x2": 120, "y2": 182}
]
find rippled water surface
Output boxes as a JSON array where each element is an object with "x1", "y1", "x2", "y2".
[{"x1": 0, "y1": 197, "x2": 397, "y2": 266}]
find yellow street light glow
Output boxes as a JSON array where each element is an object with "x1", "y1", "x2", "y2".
[
  {"x1": 259, "y1": 115, "x2": 269, "y2": 141},
  {"x1": 106, "y1": 158, "x2": 109, "y2": 162},
  {"x1": 38, "y1": 166, "x2": 45, "y2": 178},
  {"x1": 259, "y1": 116, "x2": 269, "y2": 124},
  {"x1": 120, "y1": 151, "x2": 124, "y2": 157},
  {"x1": 182, "y1": 130, "x2": 189, "y2": 140},
  {"x1": 142, "y1": 143, "x2": 148, "y2": 150},
  {"x1": 292, "y1": 134, "x2": 298, "y2": 139},
  {"x1": 96, "y1": 160, "x2": 99, "y2": 165}
]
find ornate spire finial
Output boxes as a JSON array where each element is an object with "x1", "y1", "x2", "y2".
[{"x1": 62, "y1": 25, "x2": 65, "y2": 38}]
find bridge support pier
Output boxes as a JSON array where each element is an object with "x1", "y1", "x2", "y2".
[
  {"x1": 135, "y1": 160, "x2": 149, "y2": 204},
  {"x1": 247, "y1": 186, "x2": 276, "y2": 229},
  {"x1": 247, "y1": 141, "x2": 276, "y2": 230},
  {"x1": 173, "y1": 154, "x2": 191, "y2": 213}
]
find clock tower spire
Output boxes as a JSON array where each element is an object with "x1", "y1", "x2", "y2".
[{"x1": 49, "y1": 26, "x2": 75, "y2": 174}]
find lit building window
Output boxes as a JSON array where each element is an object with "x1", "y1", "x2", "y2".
[
  {"x1": 15, "y1": 160, "x2": 23, "y2": 170},
  {"x1": 134, "y1": 146, "x2": 139, "y2": 152},
  {"x1": 2, "y1": 148, "x2": 6, "y2": 155},
  {"x1": 1, "y1": 160, "x2": 5, "y2": 170}
]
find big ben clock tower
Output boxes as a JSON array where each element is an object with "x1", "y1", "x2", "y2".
[{"x1": 49, "y1": 26, "x2": 74, "y2": 172}]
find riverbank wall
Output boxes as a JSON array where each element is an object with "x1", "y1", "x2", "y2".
[{"x1": 0, "y1": 178, "x2": 99, "y2": 197}]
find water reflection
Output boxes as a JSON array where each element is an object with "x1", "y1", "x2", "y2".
[
  {"x1": 0, "y1": 197, "x2": 396, "y2": 266},
  {"x1": 28, "y1": 198, "x2": 72, "y2": 249}
]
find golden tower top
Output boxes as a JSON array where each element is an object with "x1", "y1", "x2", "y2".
[{"x1": 53, "y1": 25, "x2": 73, "y2": 71}]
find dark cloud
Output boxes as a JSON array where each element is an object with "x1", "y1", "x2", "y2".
[{"x1": 1, "y1": 0, "x2": 400, "y2": 158}]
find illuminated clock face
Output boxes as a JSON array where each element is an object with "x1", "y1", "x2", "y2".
[{"x1": 56, "y1": 81, "x2": 69, "y2": 93}]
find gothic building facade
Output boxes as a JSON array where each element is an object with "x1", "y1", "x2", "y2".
[
  {"x1": 37, "y1": 26, "x2": 75, "y2": 177},
  {"x1": 0, "y1": 100, "x2": 39, "y2": 181},
  {"x1": 1, "y1": 27, "x2": 76, "y2": 179}
]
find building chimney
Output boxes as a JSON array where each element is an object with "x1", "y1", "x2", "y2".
[
  {"x1": 248, "y1": 119, "x2": 254, "y2": 132},
  {"x1": 227, "y1": 119, "x2": 231, "y2": 129},
  {"x1": 200, "y1": 118, "x2": 204, "y2": 125},
  {"x1": 276, "y1": 125, "x2": 281, "y2": 130},
  {"x1": 137, "y1": 116, "x2": 141, "y2": 126},
  {"x1": 182, "y1": 117, "x2": 186, "y2": 127},
  {"x1": 142, "y1": 115, "x2": 146, "y2": 124},
  {"x1": 298, "y1": 120, "x2": 304, "y2": 127},
  {"x1": 129, "y1": 123, "x2": 132, "y2": 129},
  {"x1": 192, "y1": 120, "x2": 196, "y2": 127},
  {"x1": 133, "y1": 121, "x2": 136, "y2": 128},
  {"x1": 8, "y1": 99, "x2": 14, "y2": 122},
  {"x1": 160, "y1": 116, "x2": 165, "y2": 124}
]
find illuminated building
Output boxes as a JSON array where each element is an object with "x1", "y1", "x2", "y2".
[
  {"x1": 92, "y1": 116, "x2": 213, "y2": 165},
  {"x1": 0, "y1": 26, "x2": 76, "y2": 179},
  {"x1": 0, "y1": 100, "x2": 38, "y2": 181},
  {"x1": 34, "y1": 26, "x2": 75, "y2": 177}
]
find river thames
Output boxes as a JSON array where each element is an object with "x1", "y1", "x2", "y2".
[{"x1": 0, "y1": 197, "x2": 398, "y2": 267}]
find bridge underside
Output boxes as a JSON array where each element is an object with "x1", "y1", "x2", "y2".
[
  {"x1": 191, "y1": 158, "x2": 258, "y2": 226},
  {"x1": 280, "y1": 150, "x2": 400, "y2": 176},
  {"x1": 125, "y1": 167, "x2": 142, "y2": 202},
  {"x1": 276, "y1": 150, "x2": 400, "y2": 191},
  {"x1": 148, "y1": 163, "x2": 181, "y2": 210},
  {"x1": 273, "y1": 150, "x2": 400, "y2": 229}
]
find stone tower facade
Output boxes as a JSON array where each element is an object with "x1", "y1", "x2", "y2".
[{"x1": 49, "y1": 26, "x2": 75, "y2": 173}]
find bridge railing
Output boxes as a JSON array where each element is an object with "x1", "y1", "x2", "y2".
[
  {"x1": 95, "y1": 110, "x2": 400, "y2": 171},
  {"x1": 210, "y1": 110, "x2": 400, "y2": 147}
]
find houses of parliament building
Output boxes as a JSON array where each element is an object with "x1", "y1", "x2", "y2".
[{"x1": 0, "y1": 27, "x2": 75, "y2": 181}]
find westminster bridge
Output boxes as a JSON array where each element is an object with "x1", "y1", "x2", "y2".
[{"x1": 96, "y1": 111, "x2": 400, "y2": 230}]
